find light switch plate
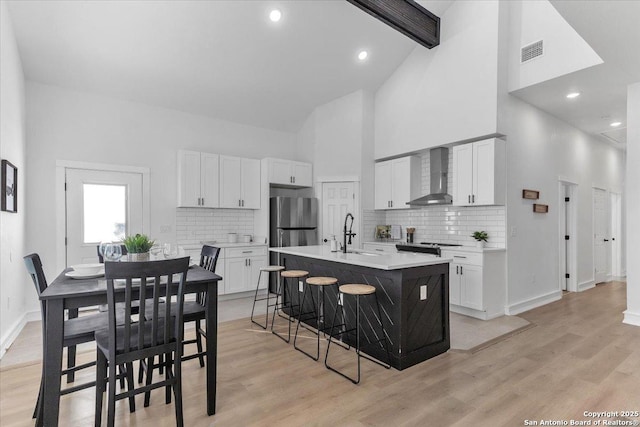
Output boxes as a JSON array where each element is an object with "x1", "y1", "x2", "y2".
[{"x1": 420, "y1": 285, "x2": 427, "y2": 300}]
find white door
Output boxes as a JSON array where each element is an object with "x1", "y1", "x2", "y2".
[
  {"x1": 593, "y1": 188, "x2": 610, "y2": 283},
  {"x1": 473, "y1": 139, "x2": 496, "y2": 205},
  {"x1": 268, "y1": 158, "x2": 293, "y2": 185},
  {"x1": 391, "y1": 157, "x2": 410, "y2": 209},
  {"x1": 374, "y1": 161, "x2": 392, "y2": 209},
  {"x1": 66, "y1": 169, "x2": 143, "y2": 266},
  {"x1": 177, "y1": 150, "x2": 201, "y2": 207},
  {"x1": 452, "y1": 144, "x2": 473, "y2": 206},
  {"x1": 240, "y1": 158, "x2": 261, "y2": 209},
  {"x1": 292, "y1": 162, "x2": 312, "y2": 187},
  {"x1": 322, "y1": 182, "x2": 357, "y2": 248},
  {"x1": 460, "y1": 264, "x2": 483, "y2": 310},
  {"x1": 219, "y1": 155, "x2": 242, "y2": 208},
  {"x1": 200, "y1": 153, "x2": 220, "y2": 208}
]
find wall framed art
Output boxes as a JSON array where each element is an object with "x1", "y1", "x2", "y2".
[
  {"x1": 522, "y1": 189, "x2": 540, "y2": 200},
  {"x1": 1, "y1": 159, "x2": 18, "y2": 213}
]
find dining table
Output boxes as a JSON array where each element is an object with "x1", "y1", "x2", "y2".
[{"x1": 38, "y1": 264, "x2": 221, "y2": 427}]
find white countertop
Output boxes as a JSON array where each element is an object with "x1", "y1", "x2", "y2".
[
  {"x1": 182, "y1": 242, "x2": 267, "y2": 250},
  {"x1": 364, "y1": 241, "x2": 506, "y2": 253},
  {"x1": 270, "y1": 245, "x2": 450, "y2": 270}
]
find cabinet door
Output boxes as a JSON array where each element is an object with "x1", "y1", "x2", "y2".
[
  {"x1": 219, "y1": 155, "x2": 242, "y2": 208},
  {"x1": 268, "y1": 158, "x2": 293, "y2": 185},
  {"x1": 177, "y1": 150, "x2": 202, "y2": 207},
  {"x1": 292, "y1": 162, "x2": 312, "y2": 187},
  {"x1": 200, "y1": 153, "x2": 220, "y2": 208},
  {"x1": 452, "y1": 144, "x2": 474, "y2": 206},
  {"x1": 472, "y1": 139, "x2": 496, "y2": 205},
  {"x1": 224, "y1": 257, "x2": 248, "y2": 294},
  {"x1": 449, "y1": 263, "x2": 461, "y2": 305},
  {"x1": 214, "y1": 259, "x2": 225, "y2": 295},
  {"x1": 460, "y1": 264, "x2": 483, "y2": 310},
  {"x1": 249, "y1": 256, "x2": 268, "y2": 290},
  {"x1": 374, "y1": 161, "x2": 392, "y2": 210},
  {"x1": 390, "y1": 157, "x2": 411, "y2": 209},
  {"x1": 241, "y1": 158, "x2": 261, "y2": 209}
]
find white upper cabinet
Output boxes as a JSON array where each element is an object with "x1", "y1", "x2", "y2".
[
  {"x1": 177, "y1": 150, "x2": 219, "y2": 208},
  {"x1": 374, "y1": 156, "x2": 421, "y2": 210},
  {"x1": 219, "y1": 155, "x2": 261, "y2": 209},
  {"x1": 452, "y1": 139, "x2": 505, "y2": 206},
  {"x1": 265, "y1": 158, "x2": 313, "y2": 187}
]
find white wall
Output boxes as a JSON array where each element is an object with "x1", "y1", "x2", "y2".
[
  {"x1": 0, "y1": 2, "x2": 28, "y2": 356},
  {"x1": 624, "y1": 82, "x2": 640, "y2": 326},
  {"x1": 25, "y1": 82, "x2": 296, "y2": 311},
  {"x1": 374, "y1": 0, "x2": 500, "y2": 159},
  {"x1": 507, "y1": 0, "x2": 602, "y2": 92},
  {"x1": 501, "y1": 95, "x2": 625, "y2": 312}
]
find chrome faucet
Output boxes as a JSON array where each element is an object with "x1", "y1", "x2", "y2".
[{"x1": 343, "y1": 213, "x2": 356, "y2": 254}]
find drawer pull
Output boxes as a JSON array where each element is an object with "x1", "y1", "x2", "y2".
[
  {"x1": 453, "y1": 256, "x2": 467, "y2": 259},
  {"x1": 242, "y1": 251, "x2": 252, "y2": 254},
  {"x1": 375, "y1": 249, "x2": 384, "y2": 252}
]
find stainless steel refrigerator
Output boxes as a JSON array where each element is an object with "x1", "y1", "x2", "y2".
[{"x1": 269, "y1": 196, "x2": 318, "y2": 291}]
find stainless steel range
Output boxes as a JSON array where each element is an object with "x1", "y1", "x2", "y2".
[{"x1": 395, "y1": 242, "x2": 462, "y2": 256}]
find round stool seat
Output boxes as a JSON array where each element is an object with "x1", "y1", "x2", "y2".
[
  {"x1": 281, "y1": 270, "x2": 309, "y2": 279},
  {"x1": 339, "y1": 284, "x2": 376, "y2": 296},
  {"x1": 307, "y1": 276, "x2": 338, "y2": 286},
  {"x1": 261, "y1": 265, "x2": 285, "y2": 272}
]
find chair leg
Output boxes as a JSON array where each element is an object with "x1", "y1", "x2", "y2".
[
  {"x1": 33, "y1": 375, "x2": 44, "y2": 426},
  {"x1": 95, "y1": 350, "x2": 107, "y2": 427},
  {"x1": 165, "y1": 352, "x2": 172, "y2": 404},
  {"x1": 144, "y1": 356, "x2": 154, "y2": 407},
  {"x1": 66, "y1": 344, "x2": 77, "y2": 383},
  {"x1": 250, "y1": 270, "x2": 267, "y2": 329},
  {"x1": 137, "y1": 358, "x2": 145, "y2": 384},
  {"x1": 173, "y1": 355, "x2": 184, "y2": 427},
  {"x1": 126, "y1": 362, "x2": 136, "y2": 413},
  {"x1": 107, "y1": 355, "x2": 117, "y2": 427},
  {"x1": 195, "y1": 320, "x2": 205, "y2": 367}
]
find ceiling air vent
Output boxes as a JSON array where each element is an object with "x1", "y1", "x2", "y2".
[{"x1": 521, "y1": 40, "x2": 544, "y2": 63}]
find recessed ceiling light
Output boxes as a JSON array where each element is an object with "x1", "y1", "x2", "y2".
[
  {"x1": 566, "y1": 92, "x2": 580, "y2": 99},
  {"x1": 610, "y1": 121, "x2": 622, "y2": 127},
  {"x1": 357, "y1": 50, "x2": 368, "y2": 61},
  {"x1": 269, "y1": 9, "x2": 282, "y2": 22}
]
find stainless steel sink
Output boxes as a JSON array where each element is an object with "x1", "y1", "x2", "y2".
[{"x1": 346, "y1": 250, "x2": 380, "y2": 257}]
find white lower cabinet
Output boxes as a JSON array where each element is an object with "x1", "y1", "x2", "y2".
[
  {"x1": 224, "y1": 246, "x2": 268, "y2": 294},
  {"x1": 442, "y1": 249, "x2": 506, "y2": 320}
]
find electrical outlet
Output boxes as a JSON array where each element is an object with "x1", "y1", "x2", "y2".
[
  {"x1": 298, "y1": 280, "x2": 304, "y2": 293},
  {"x1": 510, "y1": 226, "x2": 517, "y2": 237},
  {"x1": 160, "y1": 225, "x2": 172, "y2": 233},
  {"x1": 420, "y1": 285, "x2": 427, "y2": 300}
]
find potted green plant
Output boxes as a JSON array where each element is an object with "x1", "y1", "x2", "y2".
[
  {"x1": 471, "y1": 231, "x2": 488, "y2": 248},
  {"x1": 122, "y1": 233, "x2": 155, "y2": 261}
]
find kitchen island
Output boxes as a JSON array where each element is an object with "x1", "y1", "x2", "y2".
[{"x1": 270, "y1": 245, "x2": 451, "y2": 370}]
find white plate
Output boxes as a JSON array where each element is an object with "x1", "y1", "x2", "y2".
[
  {"x1": 70, "y1": 263, "x2": 104, "y2": 270},
  {"x1": 65, "y1": 270, "x2": 105, "y2": 279}
]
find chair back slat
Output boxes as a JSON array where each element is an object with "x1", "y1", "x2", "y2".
[
  {"x1": 23, "y1": 253, "x2": 49, "y2": 329},
  {"x1": 104, "y1": 258, "x2": 190, "y2": 359},
  {"x1": 197, "y1": 245, "x2": 220, "y2": 305}
]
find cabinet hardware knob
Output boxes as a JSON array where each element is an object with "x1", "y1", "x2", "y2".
[
  {"x1": 456, "y1": 265, "x2": 459, "y2": 274},
  {"x1": 468, "y1": 195, "x2": 471, "y2": 204},
  {"x1": 472, "y1": 194, "x2": 475, "y2": 203},
  {"x1": 460, "y1": 266, "x2": 463, "y2": 274}
]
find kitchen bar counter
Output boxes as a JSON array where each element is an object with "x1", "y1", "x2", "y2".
[
  {"x1": 272, "y1": 245, "x2": 450, "y2": 370},
  {"x1": 270, "y1": 245, "x2": 451, "y2": 270}
]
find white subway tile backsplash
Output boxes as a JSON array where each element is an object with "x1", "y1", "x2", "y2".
[{"x1": 176, "y1": 208, "x2": 254, "y2": 246}]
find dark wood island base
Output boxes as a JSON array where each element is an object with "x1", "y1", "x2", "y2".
[{"x1": 280, "y1": 254, "x2": 450, "y2": 370}]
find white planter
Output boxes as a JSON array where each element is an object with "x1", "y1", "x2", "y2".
[
  {"x1": 129, "y1": 252, "x2": 150, "y2": 262},
  {"x1": 475, "y1": 241, "x2": 485, "y2": 249}
]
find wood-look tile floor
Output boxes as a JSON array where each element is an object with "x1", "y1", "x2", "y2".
[{"x1": 1, "y1": 281, "x2": 638, "y2": 427}]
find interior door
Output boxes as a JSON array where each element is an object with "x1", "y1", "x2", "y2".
[
  {"x1": 66, "y1": 168, "x2": 143, "y2": 266},
  {"x1": 593, "y1": 188, "x2": 610, "y2": 283},
  {"x1": 610, "y1": 192, "x2": 622, "y2": 277},
  {"x1": 322, "y1": 182, "x2": 356, "y2": 247}
]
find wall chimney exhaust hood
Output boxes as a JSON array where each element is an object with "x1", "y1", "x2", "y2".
[
  {"x1": 346, "y1": 0, "x2": 441, "y2": 49},
  {"x1": 407, "y1": 147, "x2": 452, "y2": 206}
]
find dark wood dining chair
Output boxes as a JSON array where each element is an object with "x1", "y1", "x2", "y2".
[
  {"x1": 23, "y1": 253, "x2": 135, "y2": 426},
  {"x1": 95, "y1": 257, "x2": 190, "y2": 427},
  {"x1": 143, "y1": 245, "x2": 219, "y2": 368}
]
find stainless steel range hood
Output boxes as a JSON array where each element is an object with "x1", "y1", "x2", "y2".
[{"x1": 407, "y1": 147, "x2": 452, "y2": 206}]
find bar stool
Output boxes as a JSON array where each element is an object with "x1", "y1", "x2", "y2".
[
  {"x1": 250, "y1": 265, "x2": 285, "y2": 329},
  {"x1": 325, "y1": 284, "x2": 391, "y2": 384},
  {"x1": 294, "y1": 276, "x2": 339, "y2": 361},
  {"x1": 271, "y1": 270, "x2": 309, "y2": 343}
]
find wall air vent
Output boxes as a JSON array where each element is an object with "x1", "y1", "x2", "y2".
[
  {"x1": 521, "y1": 40, "x2": 544, "y2": 63},
  {"x1": 346, "y1": 0, "x2": 440, "y2": 49}
]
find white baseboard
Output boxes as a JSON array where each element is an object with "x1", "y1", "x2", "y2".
[
  {"x1": 578, "y1": 280, "x2": 595, "y2": 292},
  {"x1": 0, "y1": 314, "x2": 27, "y2": 360},
  {"x1": 505, "y1": 290, "x2": 562, "y2": 315},
  {"x1": 623, "y1": 310, "x2": 640, "y2": 327}
]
